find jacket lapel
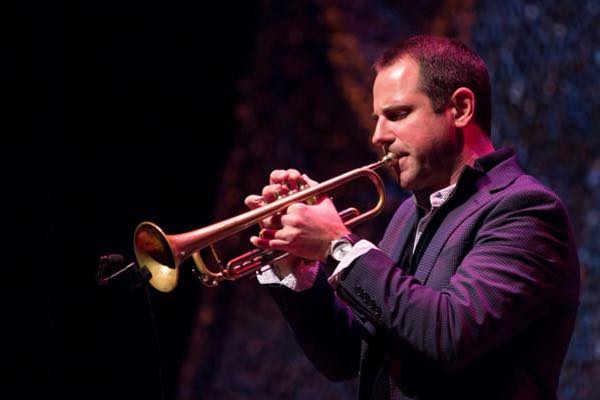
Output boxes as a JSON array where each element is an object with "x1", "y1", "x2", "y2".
[
  {"x1": 378, "y1": 201, "x2": 418, "y2": 266},
  {"x1": 413, "y1": 154, "x2": 523, "y2": 284},
  {"x1": 413, "y1": 189, "x2": 491, "y2": 283}
]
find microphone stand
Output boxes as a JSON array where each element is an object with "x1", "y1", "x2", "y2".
[{"x1": 95, "y1": 253, "x2": 164, "y2": 399}]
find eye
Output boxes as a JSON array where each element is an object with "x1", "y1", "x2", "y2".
[
  {"x1": 385, "y1": 109, "x2": 409, "y2": 121},
  {"x1": 386, "y1": 111, "x2": 408, "y2": 121}
]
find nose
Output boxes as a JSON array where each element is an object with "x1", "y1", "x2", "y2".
[{"x1": 371, "y1": 117, "x2": 395, "y2": 147}]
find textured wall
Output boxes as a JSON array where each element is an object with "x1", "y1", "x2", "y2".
[{"x1": 182, "y1": 1, "x2": 599, "y2": 398}]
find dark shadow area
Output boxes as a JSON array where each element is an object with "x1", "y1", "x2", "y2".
[{"x1": 13, "y1": 2, "x2": 257, "y2": 399}]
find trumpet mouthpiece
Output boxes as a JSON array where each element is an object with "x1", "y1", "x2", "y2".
[{"x1": 381, "y1": 152, "x2": 398, "y2": 164}]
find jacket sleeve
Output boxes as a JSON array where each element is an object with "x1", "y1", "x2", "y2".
[
  {"x1": 336, "y1": 185, "x2": 580, "y2": 372},
  {"x1": 267, "y1": 266, "x2": 364, "y2": 381}
]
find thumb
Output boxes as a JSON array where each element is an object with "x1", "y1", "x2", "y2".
[
  {"x1": 301, "y1": 174, "x2": 319, "y2": 187},
  {"x1": 302, "y1": 174, "x2": 330, "y2": 204},
  {"x1": 244, "y1": 194, "x2": 264, "y2": 210}
]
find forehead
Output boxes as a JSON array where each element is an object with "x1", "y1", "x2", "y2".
[{"x1": 373, "y1": 57, "x2": 422, "y2": 106}]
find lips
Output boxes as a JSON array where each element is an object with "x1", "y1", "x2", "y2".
[{"x1": 394, "y1": 152, "x2": 409, "y2": 160}]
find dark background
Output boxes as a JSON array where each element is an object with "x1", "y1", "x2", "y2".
[
  {"x1": 11, "y1": 1, "x2": 599, "y2": 399},
  {"x1": 14, "y1": 1, "x2": 257, "y2": 399}
]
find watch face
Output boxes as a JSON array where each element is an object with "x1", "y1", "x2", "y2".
[{"x1": 332, "y1": 241, "x2": 353, "y2": 261}]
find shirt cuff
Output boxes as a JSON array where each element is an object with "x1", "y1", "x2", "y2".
[
  {"x1": 255, "y1": 259, "x2": 320, "y2": 292},
  {"x1": 327, "y1": 239, "x2": 376, "y2": 287}
]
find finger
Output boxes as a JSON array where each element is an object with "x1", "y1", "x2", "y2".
[
  {"x1": 284, "y1": 169, "x2": 302, "y2": 191},
  {"x1": 250, "y1": 235, "x2": 271, "y2": 249},
  {"x1": 259, "y1": 228, "x2": 277, "y2": 240},
  {"x1": 280, "y1": 211, "x2": 302, "y2": 229},
  {"x1": 269, "y1": 169, "x2": 288, "y2": 185},
  {"x1": 250, "y1": 236, "x2": 288, "y2": 251},
  {"x1": 263, "y1": 212, "x2": 283, "y2": 228},
  {"x1": 263, "y1": 239, "x2": 290, "y2": 251},
  {"x1": 315, "y1": 193, "x2": 333, "y2": 205},
  {"x1": 244, "y1": 194, "x2": 265, "y2": 210},
  {"x1": 262, "y1": 184, "x2": 289, "y2": 203},
  {"x1": 286, "y1": 202, "x2": 307, "y2": 215},
  {"x1": 259, "y1": 211, "x2": 282, "y2": 228},
  {"x1": 297, "y1": 174, "x2": 323, "y2": 204},
  {"x1": 299, "y1": 173, "x2": 330, "y2": 203},
  {"x1": 301, "y1": 173, "x2": 319, "y2": 187},
  {"x1": 257, "y1": 210, "x2": 284, "y2": 230},
  {"x1": 272, "y1": 226, "x2": 295, "y2": 241}
]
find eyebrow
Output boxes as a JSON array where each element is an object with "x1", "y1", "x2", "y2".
[{"x1": 384, "y1": 104, "x2": 411, "y2": 112}]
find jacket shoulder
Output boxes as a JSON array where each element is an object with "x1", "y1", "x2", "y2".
[{"x1": 492, "y1": 174, "x2": 569, "y2": 214}]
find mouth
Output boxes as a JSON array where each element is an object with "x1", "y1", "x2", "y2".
[
  {"x1": 381, "y1": 148, "x2": 408, "y2": 170},
  {"x1": 383, "y1": 148, "x2": 408, "y2": 158},
  {"x1": 393, "y1": 152, "x2": 409, "y2": 161}
]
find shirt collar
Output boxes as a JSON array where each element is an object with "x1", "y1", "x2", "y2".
[
  {"x1": 410, "y1": 147, "x2": 515, "y2": 210},
  {"x1": 412, "y1": 183, "x2": 456, "y2": 211}
]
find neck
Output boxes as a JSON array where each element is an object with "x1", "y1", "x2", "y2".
[
  {"x1": 449, "y1": 131, "x2": 494, "y2": 183},
  {"x1": 414, "y1": 126, "x2": 494, "y2": 208}
]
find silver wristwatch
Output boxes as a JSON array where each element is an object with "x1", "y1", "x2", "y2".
[{"x1": 328, "y1": 235, "x2": 356, "y2": 263}]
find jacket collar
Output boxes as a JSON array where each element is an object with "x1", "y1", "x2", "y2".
[{"x1": 456, "y1": 147, "x2": 522, "y2": 195}]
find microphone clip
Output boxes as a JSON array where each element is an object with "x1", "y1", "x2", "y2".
[{"x1": 97, "y1": 254, "x2": 152, "y2": 290}]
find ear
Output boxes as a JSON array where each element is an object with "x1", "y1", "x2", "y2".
[{"x1": 449, "y1": 87, "x2": 475, "y2": 128}]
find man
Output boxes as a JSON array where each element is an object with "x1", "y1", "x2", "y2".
[{"x1": 245, "y1": 35, "x2": 579, "y2": 399}]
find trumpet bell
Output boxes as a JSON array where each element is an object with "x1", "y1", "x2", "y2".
[{"x1": 134, "y1": 222, "x2": 179, "y2": 292}]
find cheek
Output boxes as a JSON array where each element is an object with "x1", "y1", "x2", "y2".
[
  {"x1": 417, "y1": 121, "x2": 453, "y2": 154},
  {"x1": 389, "y1": 113, "x2": 451, "y2": 156}
]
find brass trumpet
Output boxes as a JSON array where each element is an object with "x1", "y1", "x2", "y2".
[{"x1": 133, "y1": 153, "x2": 397, "y2": 292}]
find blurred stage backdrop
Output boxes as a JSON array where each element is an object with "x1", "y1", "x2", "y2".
[{"x1": 28, "y1": 0, "x2": 599, "y2": 399}]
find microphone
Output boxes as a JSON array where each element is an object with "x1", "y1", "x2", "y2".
[{"x1": 97, "y1": 253, "x2": 151, "y2": 290}]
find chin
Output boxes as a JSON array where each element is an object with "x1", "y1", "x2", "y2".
[{"x1": 397, "y1": 171, "x2": 417, "y2": 191}]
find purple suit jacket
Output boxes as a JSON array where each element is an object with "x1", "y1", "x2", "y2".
[{"x1": 268, "y1": 149, "x2": 580, "y2": 399}]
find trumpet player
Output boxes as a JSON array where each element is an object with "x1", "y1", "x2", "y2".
[{"x1": 245, "y1": 35, "x2": 579, "y2": 400}]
